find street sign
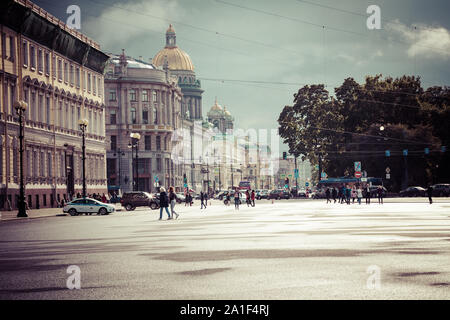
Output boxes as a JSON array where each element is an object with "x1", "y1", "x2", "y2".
[
  {"x1": 424, "y1": 148, "x2": 430, "y2": 155},
  {"x1": 403, "y1": 149, "x2": 408, "y2": 156},
  {"x1": 355, "y1": 171, "x2": 362, "y2": 178},
  {"x1": 321, "y1": 172, "x2": 327, "y2": 178},
  {"x1": 385, "y1": 150, "x2": 390, "y2": 157},
  {"x1": 386, "y1": 173, "x2": 391, "y2": 179},
  {"x1": 305, "y1": 182, "x2": 309, "y2": 187},
  {"x1": 361, "y1": 177, "x2": 368, "y2": 182},
  {"x1": 385, "y1": 167, "x2": 390, "y2": 173},
  {"x1": 294, "y1": 169, "x2": 299, "y2": 179},
  {"x1": 354, "y1": 161, "x2": 361, "y2": 172},
  {"x1": 315, "y1": 165, "x2": 319, "y2": 170},
  {"x1": 362, "y1": 170, "x2": 367, "y2": 178},
  {"x1": 184, "y1": 183, "x2": 188, "y2": 188}
]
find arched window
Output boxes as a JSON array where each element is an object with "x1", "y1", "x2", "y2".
[{"x1": 153, "y1": 106, "x2": 158, "y2": 124}]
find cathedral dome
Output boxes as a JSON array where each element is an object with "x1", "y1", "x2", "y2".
[
  {"x1": 153, "y1": 25, "x2": 194, "y2": 71},
  {"x1": 210, "y1": 98, "x2": 223, "y2": 112}
]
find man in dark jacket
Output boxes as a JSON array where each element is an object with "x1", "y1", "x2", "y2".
[
  {"x1": 159, "y1": 187, "x2": 171, "y2": 220},
  {"x1": 200, "y1": 192, "x2": 207, "y2": 209},
  {"x1": 427, "y1": 185, "x2": 433, "y2": 204},
  {"x1": 325, "y1": 188, "x2": 331, "y2": 203}
]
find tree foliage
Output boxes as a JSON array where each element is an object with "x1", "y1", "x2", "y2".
[{"x1": 278, "y1": 75, "x2": 449, "y2": 191}]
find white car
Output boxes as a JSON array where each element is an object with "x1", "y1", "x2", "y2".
[{"x1": 63, "y1": 198, "x2": 115, "y2": 216}]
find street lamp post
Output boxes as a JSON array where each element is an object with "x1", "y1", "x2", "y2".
[
  {"x1": 14, "y1": 101, "x2": 28, "y2": 218},
  {"x1": 78, "y1": 119, "x2": 89, "y2": 198},
  {"x1": 129, "y1": 133, "x2": 141, "y2": 191}
]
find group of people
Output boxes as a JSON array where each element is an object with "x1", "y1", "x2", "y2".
[
  {"x1": 325, "y1": 185, "x2": 384, "y2": 205},
  {"x1": 225, "y1": 189, "x2": 256, "y2": 210},
  {"x1": 158, "y1": 186, "x2": 180, "y2": 220}
]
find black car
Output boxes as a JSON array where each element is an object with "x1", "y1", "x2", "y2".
[
  {"x1": 120, "y1": 191, "x2": 159, "y2": 210},
  {"x1": 399, "y1": 186, "x2": 425, "y2": 197},
  {"x1": 431, "y1": 184, "x2": 450, "y2": 197}
]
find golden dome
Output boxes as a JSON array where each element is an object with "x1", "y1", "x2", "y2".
[
  {"x1": 153, "y1": 47, "x2": 194, "y2": 71},
  {"x1": 153, "y1": 25, "x2": 194, "y2": 71},
  {"x1": 210, "y1": 98, "x2": 222, "y2": 111}
]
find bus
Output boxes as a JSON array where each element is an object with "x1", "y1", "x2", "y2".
[{"x1": 238, "y1": 181, "x2": 251, "y2": 190}]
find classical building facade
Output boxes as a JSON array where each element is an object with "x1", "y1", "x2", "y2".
[
  {"x1": 0, "y1": 0, "x2": 109, "y2": 210},
  {"x1": 104, "y1": 50, "x2": 183, "y2": 193}
]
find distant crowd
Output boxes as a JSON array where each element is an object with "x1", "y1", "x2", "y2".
[{"x1": 324, "y1": 185, "x2": 384, "y2": 205}]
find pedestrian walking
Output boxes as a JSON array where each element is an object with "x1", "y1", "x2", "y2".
[
  {"x1": 377, "y1": 186, "x2": 384, "y2": 204},
  {"x1": 200, "y1": 191, "x2": 207, "y2": 209},
  {"x1": 351, "y1": 186, "x2": 357, "y2": 204},
  {"x1": 185, "y1": 192, "x2": 190, "y2": 207},
  {"x1": 158, "y1": 187, "x2": 171, "y2": 220},
  {"x1": 251, "y1": 190, "x2": 256, "y2": 207},
  {"x1": 332, "y1": 187, "x2": 337, "y2": 203},
  {"x1": 357, "y1": 186, "x2": 363, "y2": 205},
  {"x1": 169, "y1": 186, "x2": 179, "y2": 219},
  {"x1": 101, "y1": 193, "x2": 107, "y2": 203},
  {"x1": 345, "y1": 186, "x2": 351, "y2": 205},
  {"x1": 245, "y1": 190, "x2": 251, "y2": 207},
  {"x1": 226, "y1": 192, "x2": 231, "y2": 206},
  {"x1": 325, "y1": 188, "x2": 331, "y2": 203},
  {"x1": 234, "y1": 189, "x2": 240, "y2": 210},
  {"x1": 365, "y1": 185, "x2": 371, "y2": 204},
  {"x1": 427, "y1": 185, "x2": 433, "y2": 204}
]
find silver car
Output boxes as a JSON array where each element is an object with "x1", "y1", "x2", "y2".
[{"x1": 63, "y1": 198, "x2": 115, "y2": 216}]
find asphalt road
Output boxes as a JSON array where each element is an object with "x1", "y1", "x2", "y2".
[{"x1": 1, "y1": 199, "x2": 450, "y2": 299}]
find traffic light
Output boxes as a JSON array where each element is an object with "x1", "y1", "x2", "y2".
[
  {"x1": 183, "y1": 174, "x2": 187, "y2": 183},
  {"x1": 283, "y1": 152, "x2": 287, "y2": 160}
]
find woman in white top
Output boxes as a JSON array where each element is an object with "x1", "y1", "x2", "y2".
[{"x1": 357, "y1": 186, "x2": 363, "y2": 205}]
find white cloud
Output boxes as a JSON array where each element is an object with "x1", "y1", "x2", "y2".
[
  {"x1": 386, "y1": 20, "x2": 450, "y2": 59},
  {"x1": 83, "y1": 0, "x2": 182, "y2": 49}
]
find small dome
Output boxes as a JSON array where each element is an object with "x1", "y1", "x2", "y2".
[
  {"x1": 210, "y1": 98, "x2": 222, "y2": 111},
  {"x1": 223, "y1": 106, "x2": 232, "y2": 117}
]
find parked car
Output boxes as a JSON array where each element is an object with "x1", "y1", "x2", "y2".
[
  {"x1": 297, "y1": 189, "x2": 307, "y2": 198},
  {"x1": 268, "y1": 189, "x2": 290, "y2": 200},
  {"x1": 175, "y1": 193, "x2": 186, "y2": 204},
  {"x1": 63, "y1": 198, "x2": 115, "y2": 216},
  {"x1": 257, "y1": 189, "x2": 269, "y2": 200},
  {"x1": 431, "y1": 184, "x2": 450, "y2": 197},
  {"x1": 120, "y1": 191, "x2": 158, "y2": 211},
  {"x1": 399, "y1": 186, "x2": 426, "y2": 197},
  {"x1": 216, "y1": 191, "x2": 230, "y2": 200}
]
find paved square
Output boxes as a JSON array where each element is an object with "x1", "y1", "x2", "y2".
[{"x1": 1, "y1": 199, "x2": 449, "y2": 299}]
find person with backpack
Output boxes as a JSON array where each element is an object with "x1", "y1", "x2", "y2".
[
  {"x1": 158, "y1": 187, "x2": 171, "y2": 220},
  {"x1": 168, "y1": 186, "x2": 179, "y2": 219}
]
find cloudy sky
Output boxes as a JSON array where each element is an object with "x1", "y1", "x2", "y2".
[{"x1": 35, "y1": 0, "x2": 450, "y2": 153}]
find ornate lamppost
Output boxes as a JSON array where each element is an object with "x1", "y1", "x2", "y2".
[
  {"x1": 78, "y1": 119, "x2": 89, "y2": 198},
  {"x1": 128, "y1": 133, "x2": 141, "y2": 191},
  {"x1": 14, "y1": 100, "x2": 28, "y2": 218}
]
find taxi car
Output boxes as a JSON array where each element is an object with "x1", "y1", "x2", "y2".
[{"x1": 63, "y1": 198, "x2": 115, "y2": 216}]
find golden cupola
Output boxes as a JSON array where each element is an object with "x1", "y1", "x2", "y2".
[{"x1": 153, "y1": 24, "x2": 194, "y2": 71}]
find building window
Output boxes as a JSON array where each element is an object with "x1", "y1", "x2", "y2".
[
  {"x1": 70, "y1": 65, "x2": 74, "y2": 85},
  {"x1": 130, "y1": 107, "x2": 136, "y2": 124},
  {"x1": 152, "y1": 91, "x2": 157, "y2": 102},
  {"x1": 9, "y1": 36, "x2": 14, "y2": 61},
  {"x1": 40, "y1": 151, "x2": 45, "y2": 177},
  {"x1": 38, "y1": 49, "x2": 43, "y2": 72},
  {"x1": 156, "y1": 158, "x2": 161, "y2": 171},
  {"x1": 44, "y1": 52, "x2": 50, "y2": 75},
  {"x1": 110, "y1": 109, "x2": 116, "y2": 124},
  {"x1": 110, "y1": 135, "x2": 117, "y2": 151},
  {"x1": 64, "y1": 62, "x2": 68, "y2": 83},
  {"x1": 93, "y1": 75, "x2": 96, "y2": 94},
  {"x1": 145, "y1": 135, "x2": 151, "y2": 150},
  {"x1": 156, "y1": 136, "x2": 161, "y2": 151},
  {"x1": 58, "y1": 59, "x2": 62, "y2": 80},
  {"x1": 142, "y1": 107, "x2": 148, "y2": 124},
  {"x1": 30, "y1": 45, "x2": 36, "y2": 69},
  {"x1": 22, "y1": 40, "x2": 28, "y2": 66},
  {"x1": 129, "y1": 89, "x2": 136, "y2": 102},
  {"x1": 76, "y1": 67, "x2": 80, "y2": 87},
  {"x1": 52, "y1": 55, "x2": 56, "y2": 78},
  {"x1": 87, "y1": 73, "x2": 91, "y2": 91},
  {"x1": 46, "y1": 97, "x2": 50, "y2": 125},
  {"x1": 142, "y1": 90, "x2": 148, "y2": 102},
  {"x1": 109, "y1": 89, "x2": 116, "y2": 101},
  {"x1": 153, "y1": 106, "x2": 158, "y2": 124},
  {"x1": 47, "y1": 153, "x2": 52, "y2": 177}
]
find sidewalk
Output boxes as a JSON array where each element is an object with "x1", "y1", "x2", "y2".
[
  {"x1": 0, "y1": 207, "x2": 65, "y2": 222},
  {"x1": 0, "y1": 204, "x2": 124, "y2": 222}
]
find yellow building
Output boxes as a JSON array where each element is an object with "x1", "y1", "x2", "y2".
[{"x1": 0, "y1": 0, "x2": 109, "y2": 209}]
